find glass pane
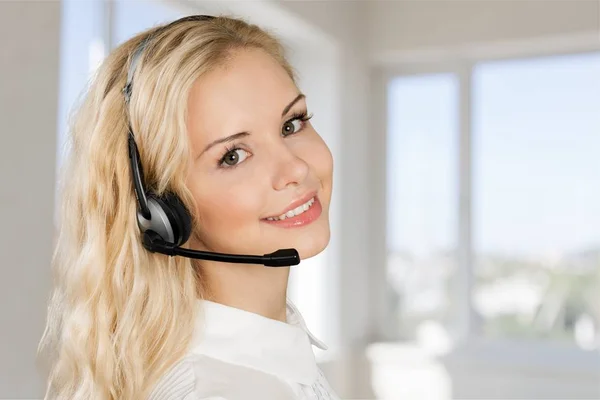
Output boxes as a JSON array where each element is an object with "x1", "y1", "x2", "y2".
[
  {"x1": 472, "y1": 52, "x2": 600, "y2": 349},
  {"x1": 58, "y1": 0, "x2": 104, "y2": 170},
  {"x1": 112, "y1": 0, "x2": 184, "y2": 48},
  {"x1": 57, "y1": 0, "x2": 106, "y2": 223},
  {"x1": 387, "y1": 74, "x2": 459, "y2": 342}
]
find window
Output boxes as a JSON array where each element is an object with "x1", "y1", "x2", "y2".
[
  {"x1": 57, "y1": 0, "x2": 105, "y2": 169},
  {"x1": 472, "y1": 53, "x2": 600, "y2": 348},
  {"x1": 387, "y1": 52, "x2": 600, "y2": 351},
  {"x1": 386, "y1": 74, "x2": 458, "y2": 342},
  {"x1": 111, "y1": 0, "x2": 184, "y2": 48}
]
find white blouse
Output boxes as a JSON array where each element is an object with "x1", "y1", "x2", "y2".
[{"x1": 148, "y1": 298, "x2": 340, "y2": 400}]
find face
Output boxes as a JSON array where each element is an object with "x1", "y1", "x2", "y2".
[{"x1": 184, "y1": 48, "x2": 333, "y2": 260}]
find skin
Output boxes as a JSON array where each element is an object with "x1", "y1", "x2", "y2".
[{"x1": 184, "y1": 47, "x2": 333, "y2": 322}]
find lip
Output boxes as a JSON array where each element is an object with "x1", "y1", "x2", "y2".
[
  {"x1": 264, "y1": 190, "x2": 318, "y2": 219},
  {"x1": 262, "y1": 196, "x2": 322, "y2": 228}
]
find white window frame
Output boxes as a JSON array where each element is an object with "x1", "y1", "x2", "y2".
[{"x1": 375, "y1": 37, "x2": 600, "y2": 371}]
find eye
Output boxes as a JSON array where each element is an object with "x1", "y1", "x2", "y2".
[
  {"x1": 219, "y1": 147, "x2": 250, "y2": 168},
  {"x1": 282, "y1": 119, "x2": 303, "y2": 137},
  {"x1": 282, "y1": 111, "x2": 313, "y2": 137}
]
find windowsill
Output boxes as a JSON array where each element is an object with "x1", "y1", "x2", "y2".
[
  {"x1": 366, "y1": 338, "x2": 600, "y2": 399},
  {"x1": 441, "y1": 337, "x2": 600, "y2": 377},
  {"x1": 367, "y1": 337, "x2": 600, "y2": 375}
]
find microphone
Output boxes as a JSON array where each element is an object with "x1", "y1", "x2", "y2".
[{"x1": 142, "y1": 231, "x2": 300, "y2": 267}]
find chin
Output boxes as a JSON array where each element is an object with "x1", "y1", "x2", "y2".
[{"x1": 294, "y1": 222, "x2": 331, "y2": 261}]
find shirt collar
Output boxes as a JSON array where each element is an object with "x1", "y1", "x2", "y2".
[{"x1": 189, "y1": 298, "x2": 327, "y2": 385}]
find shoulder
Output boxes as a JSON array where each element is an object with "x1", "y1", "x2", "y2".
[
  {"x1": 148, "y1": 353, "x2": 296, "y2": 400},
  {"x1": 148, "y1": 354, "x2": 229, "y2": 400}
]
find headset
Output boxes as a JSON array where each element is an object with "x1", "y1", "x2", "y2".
[{"x1": 122, "y1": 15, "x2": 299, "y2": 267}]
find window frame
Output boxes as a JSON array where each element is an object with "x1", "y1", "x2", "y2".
[{"x1": 376, "y1": 40, "x2": 600, "y2": 368}]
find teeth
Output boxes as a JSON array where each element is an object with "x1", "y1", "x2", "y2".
[{"x1": 269, "y1": 197, "x2": 315, "y2": 221}]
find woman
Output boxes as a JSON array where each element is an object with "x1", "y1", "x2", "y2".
[{"x1": 38, "y1": 14, "x2": 337, "y2": 400}]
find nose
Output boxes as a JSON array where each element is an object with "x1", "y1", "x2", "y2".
[{"x1": 272, "y1": 146, "x2": 310, "y2": 191}]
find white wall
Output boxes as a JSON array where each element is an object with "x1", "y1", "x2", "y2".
[
  {"x1": 0, "y1": 1, "x2": 60, "y2": 398},
  {"x1": 368, "y1": 0, "x2": 600, "y2": 63}
]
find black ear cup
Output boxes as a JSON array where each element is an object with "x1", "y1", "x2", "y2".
[
  {"x1": 163, "y1": 192, "x2": 193, "y2": 245},
  {"x1": 153, "y1": 192, "x2": 192, "y2": 246},
  {"x1": 124, "y1": 15, "x2": 214, "y2": 253}
]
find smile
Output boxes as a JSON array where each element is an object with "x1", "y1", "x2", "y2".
[
  {"x1": 262, "y1": 195, "x2": 322, "y2": 228},
  {"x1": 267, "y1": 197, "x2": 315, "y2": 221}
]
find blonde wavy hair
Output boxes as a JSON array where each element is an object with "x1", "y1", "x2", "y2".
[{"x1": 38, "y1": 15, "x2": 297, "y2": 400}]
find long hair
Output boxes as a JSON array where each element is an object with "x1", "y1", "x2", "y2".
[{"x1": 38, "y1": 15, "x2": 297, "y2": 400}]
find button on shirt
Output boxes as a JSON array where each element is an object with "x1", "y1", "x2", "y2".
[{"x1": 148, "y1": 298, "x2": 340, "y2": 400}]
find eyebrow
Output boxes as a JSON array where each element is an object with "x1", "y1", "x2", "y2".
[{"x1": 197, "y1": 93, "x2": 306, "y2": 159}]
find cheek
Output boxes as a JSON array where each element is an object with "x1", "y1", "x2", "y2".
[
  {"x1": 191, "y1": 180, "x2": 263, "y2": 244},
  {"x1": 306, "y1": 133, "x2": 333, "y2": 186}
]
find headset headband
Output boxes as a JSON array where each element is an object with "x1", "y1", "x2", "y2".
[
  {"x1": 122, "y1": 15, "x2": 215, "y2": 220},
  {"x1": 123, "y1": 15, "x2": 215, "y2": 105}
]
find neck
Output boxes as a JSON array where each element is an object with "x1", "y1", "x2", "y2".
[{"x1": 197, "y1": 260, "x2": 290, "y2": 322}]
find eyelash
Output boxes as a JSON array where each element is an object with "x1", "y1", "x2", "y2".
[{"x1": 217, "y1": 110, "x2": 314, "y2": 169}]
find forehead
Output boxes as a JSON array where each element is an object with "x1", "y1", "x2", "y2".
[{"x1": 187, "y1": 48, "x2": 299, "y2": 149}]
